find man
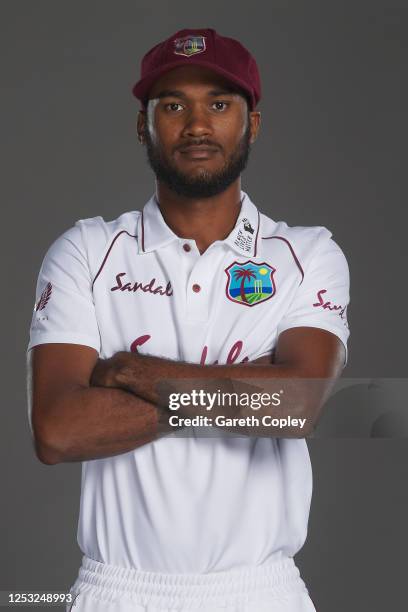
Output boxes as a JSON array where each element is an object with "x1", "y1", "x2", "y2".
[{"x1": 27, "y1": 28, "x2": 350, "y2": 612}]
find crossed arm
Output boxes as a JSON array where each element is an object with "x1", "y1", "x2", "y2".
[{"x1": 28, "y1": 327, "x2": 345, "y2": 464}]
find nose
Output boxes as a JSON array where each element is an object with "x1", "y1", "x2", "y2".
[{"x1": 181, "y1": 104, "x2": 213, "y2": 139}]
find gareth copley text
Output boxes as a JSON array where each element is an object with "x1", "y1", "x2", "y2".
[{"x1": 167, "y1": 389, "x2": 308, "y2": 430}]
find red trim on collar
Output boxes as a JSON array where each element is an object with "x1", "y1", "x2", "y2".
[
  {"x1": 262, "y1": 235, "x2": 304, "y2": 284},
  {"x1": 253, "y1": 211, "x2": 260, "y2": 257},
  {"x1": 141, "y1": 210, "x2": 146, "y2": 252},
  {"x1": 92, "y1": 231, "x2": 137, "y2": 291}
]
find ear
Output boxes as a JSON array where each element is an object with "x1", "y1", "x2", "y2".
[
  {"x1": 249, "y1": 111, "x2": 261, "y2": 144},
  {"x1": 137, "y1": 110, "x2": 146, "y2": 144}
]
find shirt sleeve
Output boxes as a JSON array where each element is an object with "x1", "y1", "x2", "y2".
[
  {"x1": 27, "y1": 221, "x2": 101, "y2": 353},
  {"x1": 276, "y1": 236, "x2": 350, "y2": 366}
]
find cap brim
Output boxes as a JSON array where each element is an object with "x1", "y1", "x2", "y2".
[{"x1": 132, "y1": 60, "x2": 257, "y2": 110}]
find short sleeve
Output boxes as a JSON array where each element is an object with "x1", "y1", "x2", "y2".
[
  {"x1": 276, "y1": 236, "x2": 350, "y2": 366},
  {"x1": 27, "y1": 221, "x2": 101, "y2": 353}
]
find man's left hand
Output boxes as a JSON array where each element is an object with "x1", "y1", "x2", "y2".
[{"x1": 90, "y1": 352, "x2": 132, "y2": 390}]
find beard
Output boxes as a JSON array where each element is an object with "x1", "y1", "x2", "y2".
[{"x1": 143, "y1": 121, "x2": 252, "y2": 199}]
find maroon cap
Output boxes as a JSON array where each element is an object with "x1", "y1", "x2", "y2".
[{"x1": 132, "y1": 28, "x2": 261, "y2": 110}]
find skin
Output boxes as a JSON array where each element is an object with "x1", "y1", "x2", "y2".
[
  {"x1": 137, "y1": 65, "x2": 260, "y2": 253},
  {"x1": 28, "y1": 65, "x2": 345, "y2": 465}
]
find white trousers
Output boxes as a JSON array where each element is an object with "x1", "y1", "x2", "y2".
[{"x1": 67, "y1": 555, "x2": 317, "y2": 612}]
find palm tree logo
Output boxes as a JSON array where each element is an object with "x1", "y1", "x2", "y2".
[
  {"x1": 233, "y1": 267, "x2": 257, "y2": 303},
  {"x1": 225, "y1": 261, "x2": 276, "y2": 307}
]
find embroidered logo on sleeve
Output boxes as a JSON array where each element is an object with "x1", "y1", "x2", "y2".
[
  {"x1": 225, "y1": 261, "x2": 276, "y2": 307},
  {"x1": 35, "y1": 282, "x2": 52, "y2": 311},
  {"x1": 313, "y1": 288, "x2": 349, "y2": 328}
]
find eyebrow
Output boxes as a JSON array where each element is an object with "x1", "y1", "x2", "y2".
[{"x1": 153, "y1": 87, "x2": 239, "y2": 100}]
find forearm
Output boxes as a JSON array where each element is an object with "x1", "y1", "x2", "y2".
[
  {"x1": 37, "y1": 386, "x2": 176, "y2": 465},
  {"x1": 111, "y1": 353, "x2": 331, "y2": 437},
  {"x1": 114, "y1": 352, "x2": 290, "y2": 400}
]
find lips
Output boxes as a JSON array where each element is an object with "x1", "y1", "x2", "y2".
[{"x1": 177, "y1": 145, "x2": 220, "y2": 159}]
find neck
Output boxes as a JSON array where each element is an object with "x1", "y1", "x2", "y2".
[{"x1": 155, "y1": 179, "x2": 243, "y2": 254}]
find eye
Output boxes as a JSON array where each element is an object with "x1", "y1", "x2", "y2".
[
  {"x1": 212, "y1": 101, "x2": 229, "y2": 111},
  {"x1": 164, "y1": 102, "x2": 184, "y2": 112}
]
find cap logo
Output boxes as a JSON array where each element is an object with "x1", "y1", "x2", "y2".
[{"x1": 174, "y1": 35, "x2": 206, "y2": 57}]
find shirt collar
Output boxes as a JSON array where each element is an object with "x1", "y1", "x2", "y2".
[
  {"x1": 137, "y1": 191, "x2": 261, "y2": 257},
  {"x1": 224, "y1": 191, "x2": 261, "y2": 257},
  {"x1": 137, "y1": 195, "x2": 178, "y2": 253}
]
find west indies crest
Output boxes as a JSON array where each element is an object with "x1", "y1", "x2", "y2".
[
  {"x1": 225, "y1": 262, "x2": 276, "y2": 307},
  {"x1": 174, "y1": 35, "x2": 206, "y2": 57}
]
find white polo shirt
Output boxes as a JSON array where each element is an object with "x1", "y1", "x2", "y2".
[{"x1": 28, "y1": 191, "x2": 350, "y2": 573}]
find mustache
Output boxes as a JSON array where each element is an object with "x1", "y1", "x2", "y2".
[{"x1": 175, "y1": 139, "x2": 222, "y2": 152}]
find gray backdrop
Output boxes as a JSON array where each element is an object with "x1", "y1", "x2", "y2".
[{"x1": 1, "y1": 1, "x2": 407, "y2": 610}]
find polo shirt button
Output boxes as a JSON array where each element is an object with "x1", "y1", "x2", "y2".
[
  {"x1": 192, "y1": 284, "x2": 201, "y2": 293},
  {"x1": 183, "y1": 243, "x2": 191, "y2": 252}
]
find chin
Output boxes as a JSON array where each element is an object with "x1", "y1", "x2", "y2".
[{"x1": 176, "y1": 168, "x2": 216, "y2": 182}]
